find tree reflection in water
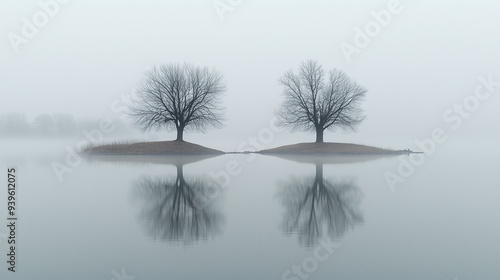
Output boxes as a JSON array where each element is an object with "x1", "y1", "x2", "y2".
[
  {"x1": 279, "y1": 163, "x2": 363, "y2": 247},
  {"x1": 135, "y1": 164, "x2": 224, "y2": 245}
]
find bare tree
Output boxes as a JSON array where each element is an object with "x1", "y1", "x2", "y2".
[
  {"x1": 277, "y1": 60, "x2": 366, "y2": 143},
  {"x1": 129, "y1": 63, "x2": 225, "y2": 141}
]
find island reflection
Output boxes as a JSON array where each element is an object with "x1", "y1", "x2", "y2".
[
  {"x1": 134, "y1": 163, "x2": 225, "y2": 245},
  {"x1": 278, "y1": 163, "x2": 364, "y2": 247}
]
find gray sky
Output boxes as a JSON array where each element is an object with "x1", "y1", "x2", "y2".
[{"x1": 1, "y1": 0, "x2": 500, "y2": 150}]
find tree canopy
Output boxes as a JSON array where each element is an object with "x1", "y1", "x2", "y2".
[
  {"x1": 130, "y1": 63, "x2": 225, "y2": 141},
  {"x1": 277, "y1": 60, "x2": 366, "y2": 142}
]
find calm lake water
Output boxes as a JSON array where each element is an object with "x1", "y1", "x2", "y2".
[{"x1": 0, "y1": 140, "x2": 499, "y2": 279}]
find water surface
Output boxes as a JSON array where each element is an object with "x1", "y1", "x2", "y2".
[{"x1": 0, "y1": 141, "x2": 498, "y2": 279}]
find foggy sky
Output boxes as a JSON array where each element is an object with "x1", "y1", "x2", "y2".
[{"x1": 1, "y1": 0, "x2": 500, "y2": 150}]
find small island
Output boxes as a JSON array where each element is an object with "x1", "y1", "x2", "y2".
[
  {"x1": 83, "y1": 61, "x2": 415, "y2": 157},
  {"x1": 259, "y1": 142, "x2": 407, "y2": 155},
  {"x1": 83, "y1": 141, "x2": 412, "y2": 156},
  {"x1": 83, "y1": 140, "x2": 224, "y2": 155}
]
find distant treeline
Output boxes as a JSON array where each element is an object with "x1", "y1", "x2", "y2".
[{"x1": 0, "y1": 112, "x2": 132, "y2": 137}]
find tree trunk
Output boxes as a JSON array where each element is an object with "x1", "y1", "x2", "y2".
[
  {"x1": 315, "y1": 128, "x2": 324, "y2": 143},
  {"x1": 176, "y1": 164, "x2": 184, "y2": 182},
  {"x1": 175, "y1": 164, "x2": 185, "y2": 188},
  {"x1": 315, "y1": 163, "x2": 323, "y2": 180},
  {"x1": 176, "y1": 126, "x2": 184, "y2": 141},
  {"x1": 314, "y1": 163, "x2": 324, "y2": 194}
]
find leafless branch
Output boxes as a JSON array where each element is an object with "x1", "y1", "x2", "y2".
[
  {"x1": 129, "y1": 63, "x2": 225, "y2": 141},
  {"x1": 277, "y1": 60, "x2": 366, "y2": 142}
]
